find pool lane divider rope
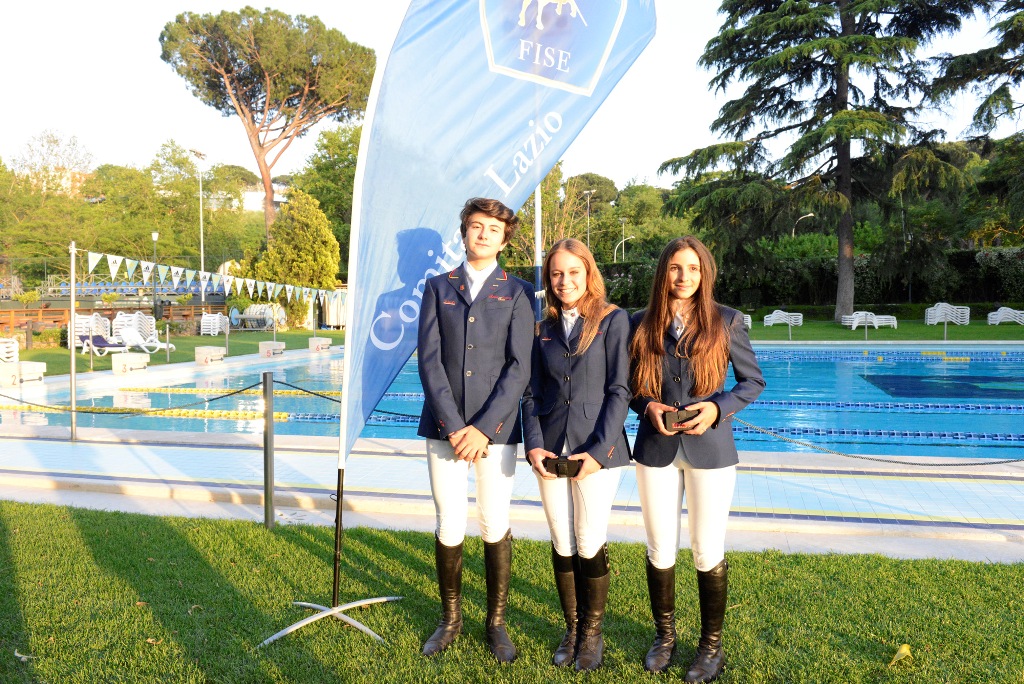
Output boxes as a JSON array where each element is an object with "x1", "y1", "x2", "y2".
[{"x1": 112, "y1": 388, "x2": 1024, "y2": 415}]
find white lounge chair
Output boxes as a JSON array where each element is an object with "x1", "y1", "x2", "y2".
[
  {"x1": 0, "y1": 337, "x2": 17, "y2": 364},
  {"x1": 78, "y1": 334, "x2": 128, "y2": 356},
  {"x1": 925, "y1": 302, "x2": 970, "y2": 326},
  {"x1": 200, "y1": 312, "x2": 229, "y2": 336},
  {"x1": 120, "y1": 327, "x2": 175, "y2": 354},
  {"x1": 840, "y1": 311, "x2": 897, "y2": 330},
  {"x1": 925, "y1": 302, "x2": 970, "y2": 340},
  {"x1": 987, "y1": 307, "x2": 1024, "y2": 325},
  {"x1": 73, "y1": 313, "x2": 112, "y2": 348},
  {"x1": 763, "y1": 310, "x2": 803, "y2": 326}
]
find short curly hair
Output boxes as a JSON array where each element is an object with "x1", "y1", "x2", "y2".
[{"x1": 459, "y1": 197, "x2": 518, "y2": 244}]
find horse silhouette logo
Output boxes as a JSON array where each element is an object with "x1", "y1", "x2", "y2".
[{"x1": 518, "y1": 0, "x2": 588, "y2": 31}]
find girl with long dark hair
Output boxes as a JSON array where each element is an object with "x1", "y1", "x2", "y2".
[{"x1": 629, "y1": 236, "x2": 765, "y2": 683}]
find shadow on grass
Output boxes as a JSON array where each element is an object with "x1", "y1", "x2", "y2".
[
  {"x1": 66, "y1": 507, "x2": 334, "y2": 682},
  {"x1": 0, "y1": 507, "x2": 33, "y2": 683}
]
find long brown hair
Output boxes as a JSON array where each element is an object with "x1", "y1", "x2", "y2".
[
  {"x1": 630, "y1": 237, "x2": 729, "y2": 399},
  {"x1": 542, "y1": 239, "x2": 616, "y2": 356}
]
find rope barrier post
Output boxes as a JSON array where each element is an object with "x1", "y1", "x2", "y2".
[
  {"x1": 69, "y1": 242, "x2": 77, "y2": 442},
  {"x1": 263, "y1": 370, "x2": 275, "y2": 529},
  {"x1": 166, "y1": 325, "x2": 171, "y2": 364},
  {"x1": 225, "y1": 318, "x2": 230, "y2": 355}
]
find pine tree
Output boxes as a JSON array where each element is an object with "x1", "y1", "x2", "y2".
[
  {"x1": 662, "y1": 0, "x2": 983, "y2": 320},
  {"x1": 935, "y1": 1, "x2": 1024, "y2": 133}
]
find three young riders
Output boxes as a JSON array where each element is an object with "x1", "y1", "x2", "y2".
[{"x1": 417, "y1": 199, "x2": 764, "y2": 682}]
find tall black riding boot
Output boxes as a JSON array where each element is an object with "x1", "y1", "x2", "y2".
[
  {"x1": 483, "y1": 529, "x2": 516, "y2": 663},
  {"x1": 574, "y1": 544, "x2": 610, "y2": 672},
  {"x1": 421, "y1": 536, "x2": 463, "y2": 657},
  {"x1": 683, "y1": 559, "x2": 728, "y2": 684},
  {"x1": 551, "y1": 546, "x2": 578, "y2": 667},
  {"x1": 644, "y1": 557, "x2": 677, "y2": 673}
]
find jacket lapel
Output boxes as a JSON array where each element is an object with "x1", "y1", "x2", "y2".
[
  {"x1": 446, "y1": 265, "x2": 472, "y2": 306},
  {"x1": 566, "y1": 314, "x2": 582, "y2": 349}
]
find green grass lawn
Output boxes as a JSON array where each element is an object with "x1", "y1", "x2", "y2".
[
  {"x1": 0, "y1": 501, "x2": 1021, "y2": 683},
  {"x1": 20, "y1": 330, "x2": 346, "y2": 377}
]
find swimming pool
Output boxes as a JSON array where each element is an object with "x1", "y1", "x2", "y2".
[{"x1": 2, "y1": 345, "x2": 1022, "y2": 460}]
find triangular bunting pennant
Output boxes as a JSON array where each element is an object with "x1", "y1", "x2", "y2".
[
  {"x1": 124, "y1": 259, "x2": 138, "y2": 280},
  {"x1": 222, "y1": 275, "x2": 234, "y2": 294},
  {"x1": 199, "y1": 271, "x2": 211, "y2": 292},
  {"x1": 257, "y1": 281, "x2": 266, "y2": 298},
  {"x1": 210, "y1": 274, "x2": 222, "y2": 293},
  {"x1": 273, "y1": 283, "x2": 284, "y2": 299},
  {"x1": 170, "y1": 266, "x2": 184, "y2": 289},
  {"x1": 285, "y1": 284, "x2": 294, "y2": 302},
  {"x1": 107, "y1": 254, "x2": 124, "y2": 280},
  {"x1": 235, "y1": 277, "x2": 245, "y2": 296},
  {"x1": 245, "y1": 279, "x2": 255, "y2": 298},
  {"x1": 266, "y1": 282, "x2": 277, "y2": 299},
  {"x1": 140, "y1": 261, "x2": 154, "y2": 284},
  {"x1": 185, "y1": 270, "x2": 197, "y2": 288},
  {"x1": 319, "y1": 290, "x2": 326, "y2": 305},
  {"x1": 157, "y1": 264, "x2": 170, "y2": 285},
  {"x1": 87, "y1": 252, "x2": 103, "y2": 273}
]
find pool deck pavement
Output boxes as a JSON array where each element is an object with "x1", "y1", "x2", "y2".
[{"x1": 1, "y1": 425, "x2": 1023, "y2": 563}]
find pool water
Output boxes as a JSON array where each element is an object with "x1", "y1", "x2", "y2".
[{"x1": 2, "y1": 346, "x2": 1022, "y2": 460}]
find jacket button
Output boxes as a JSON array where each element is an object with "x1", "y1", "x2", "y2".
[
  {"x1": 564, "y1": 400, "x2": 570, "y2": 405},
  {"x1": 467, "y1": 344, "x2": 474, "y2": 349},
  {"x1": 673, "y1": 401, "x2": 680, "y2": 407},
  {"x1": 673, "y1": 376, "x2": 681, "y2": 382},
  {"x1": 563, "y1": 375, "x2": 570, "y2": 382},
  {"x1": 466, "y1": 371, "x2": 472, "y2": 377},
  {"x1": 563, "y1": 352, "x2": 569, "y2": 358},
  {"x1": 468, "y1": 316, "x2": 475, "y2": 323}
]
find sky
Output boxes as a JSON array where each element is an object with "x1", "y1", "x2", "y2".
[{"x1": 0, "y1": 1, "x2": 1014, "y2": 192}]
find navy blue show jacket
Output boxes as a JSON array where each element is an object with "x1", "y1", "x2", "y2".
[
  {"x1": 628, "y1": 305, "x2": 765, "y2": 469},
  {"x1": 416, "y1": 265, "x2": 535, "y2": 444},
  {"x1": 521, "y1": 307, "x2": 632, "y2": 469}
]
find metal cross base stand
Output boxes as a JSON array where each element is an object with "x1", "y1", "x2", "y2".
[
  {"x1": 258, "y1": 469, "x2": 402, "y2": 648},
  {"x1": 259, "y1": 596, "x2": 401, "y2": 647}
]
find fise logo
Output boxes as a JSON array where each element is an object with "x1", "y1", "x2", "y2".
[{"x1": 480, "y1": 0, "x2": 626, "y2": 96}]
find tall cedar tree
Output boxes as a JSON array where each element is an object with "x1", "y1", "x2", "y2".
[
  {"x1": 661, "y1": 0, "x2": 982, "y2": 321},
  {"x1": 160, "y1": 7, "x2": 375, "y2": 238},
  {"x1": 935, "y1": 1, "x2": 1024, "y2": 133}
]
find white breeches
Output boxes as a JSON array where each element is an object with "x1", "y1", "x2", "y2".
[
  {"x1": 534, "y1": 463, "x2": 622, "y2": 560},
  {"x1": 426, "y1": 438, "x2": 518, "y2": 546},
  {"x1": 635, "y1": 445, "x2": 736, "y2": 572}
]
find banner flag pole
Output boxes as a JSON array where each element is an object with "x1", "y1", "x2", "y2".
[{"x1": 261, "y1": 0, "x2": 656, "y2": 647}]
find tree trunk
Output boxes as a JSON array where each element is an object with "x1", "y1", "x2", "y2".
[
  {"x1": 834, "y1": 0, "x2": 855, "y2": 323},
  {"x1": 257, "y1": 155, "x2": 276, "y2": 242}
]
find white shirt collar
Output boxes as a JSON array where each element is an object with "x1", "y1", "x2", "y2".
[
  {"x1": 561, "y1": 308, "x2": 579, "y2": 338},
  {"x1": 463, "y1": 260, "x2": 499, "y2": 300}
]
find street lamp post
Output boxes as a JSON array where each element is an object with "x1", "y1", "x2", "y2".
[
  {"x1": 614, "y1": 235, "x2": 635, "y2": 263},
  {"x1": 792, "y1": 212, "x2": 815, "y2": 238},
  {"x1": 582, "y1": 189, "x2": 595, "y2": 248},
  {"x1": 618, "y1": 217, "x2": 627, "y2": 261},
  {"x1": 190, "y1": 149, "x2": 207, "y2": 304}
]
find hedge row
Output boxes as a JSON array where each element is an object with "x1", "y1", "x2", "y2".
[{"x1": 508, "y1": 247, "x2": 1024, "y2": 310}]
